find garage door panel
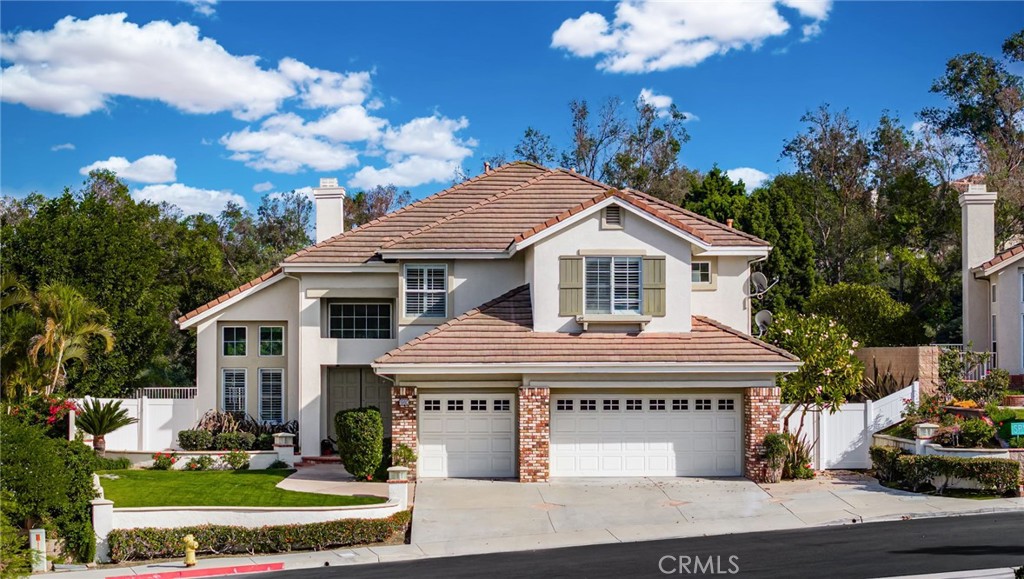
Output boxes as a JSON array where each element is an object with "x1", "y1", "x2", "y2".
[
  {"x1": 551, "y1": 394, "x2": 742, "y2": 477},
  {"x1": 418, "y1": 393, "x2": 515, "y2": 478}
]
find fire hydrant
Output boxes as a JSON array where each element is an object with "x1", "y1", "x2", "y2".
[{"x1": 183, "y1": 534, "x2": 198, "y2": 567}]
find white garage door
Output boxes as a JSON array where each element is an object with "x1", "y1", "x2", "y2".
[
  {"x1": 550, "y1": 394, "x2": 742, "y2": 477},
  {"x1": 418, "y1": 393, "x2": 516, "y2": 478}
]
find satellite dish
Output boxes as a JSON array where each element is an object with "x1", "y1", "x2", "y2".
[
  {"x1": 750, "y1": 271, "x2": 779, "y2": 297},
  {"x1": 754, "y1": 310, "x2": 774, "y2": 337}
]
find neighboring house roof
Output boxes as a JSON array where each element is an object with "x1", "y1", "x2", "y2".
[
  {"x1": 176, "y1": 267, "x2": 283, "y2": 325},
  {"x1": 950, "y1": 174, "x2": 987, "y2": 193},
  {"x1": 975, "y1": 242, "x2": 1024, "y2": 278},
  {"x1": 178, "y1": 162, "x2": 769, "y2": 325},
  {"x1": 374, "y1": 284, "x2": 798, "y2": 370}
]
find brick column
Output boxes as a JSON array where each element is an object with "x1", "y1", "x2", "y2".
[
  {"x1": 518, "y1": 387, "x2": 550, "y2": 483},
  {"x1": 391, "y1": 386, "x2": 418, "y2": 479},
  {"x1": 743, "y1": 386, "x2": 781, "y2": 483}
]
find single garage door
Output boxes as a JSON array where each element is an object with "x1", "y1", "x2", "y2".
[
  {"x1": 418, "y1": 393, "x2": 516, "y2": 478},
  {"x1": 550, "y1": 393, "x2": 741, "y2": 477}
]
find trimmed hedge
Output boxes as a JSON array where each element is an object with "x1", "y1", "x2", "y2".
[
  {"x1": 335, "y1": 407, "x2": 383, "y2": 480},
  {"x1": 107, "y1": 510, "x2": 411, "y2": 562},
  {"x1": 178, "y1": 430, "x2": 214, "y2": 451},
  {"x1": 870, "y1": 446, "x2": 1021, "y2": 495},
  {"x1": 213, "y1": 431, "x2": 255, "y2": 451}
]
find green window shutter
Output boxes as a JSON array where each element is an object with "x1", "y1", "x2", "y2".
[
  {"x1": 559, "y1": 256, "x2": 584, "y2": 316},
  {"x1": 643, "y1": 256, "x2": 666, "y2": 317}
]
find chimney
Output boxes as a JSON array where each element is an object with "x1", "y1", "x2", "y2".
[
  {"x1": 313, "y1": 177, "x2": 346, "y2": 243},
  {"x1": 959, "y1": 183, "x2": 997, "y2": 349},
  {"x1": 483, "y1": 161, "x2": 491, "y2": 173},
  {"x1": 726, "y1": 218, "x2": 734, "y2": 228}
]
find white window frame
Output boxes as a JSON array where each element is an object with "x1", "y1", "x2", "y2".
[
  {"x1": 222, "y1": 326, "x2": 247, "y2": 357},
  {"x1": 328, "y1": 302, "x2": 393, "y2": 339},
  {"x1": 584, "y1": 256, "x2": 643, "y2": 315},
  {"x1": 258, "y1": 326, "x2": 285, "y2": 357},
  {"x1": 258, "y1": 368, "x2": 284, "y2": 424},
  {"x1": 691, "y1": 261, "x2": 712, "y2": 284},
  {"x1": 404, "y1": 264, "x2": 448, "y2": 319},
  {"x1": 222, "y1": 368, "x2": 246, "y2": 413}
]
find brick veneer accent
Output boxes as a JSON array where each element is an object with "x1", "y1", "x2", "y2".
[
  {"x1": 391, "y1": 386, "x2": 418, "y2": 479},
  {"x1": 743, "y1": 386, "x2": 781, "y2": 483},
  {"x1": 518, "y1": 387, "x2": 550, "y2": 482}
]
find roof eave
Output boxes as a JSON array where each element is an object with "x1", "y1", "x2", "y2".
[{"x1": 372, "y1": 361, "x2": 802, "y2": 375}]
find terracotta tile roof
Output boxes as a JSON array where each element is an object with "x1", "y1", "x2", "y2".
[
  {"x1": 978, "y1": 242, "x2": 1024, "y2": 273},
  {"x1": 624, "y1": 189, "x2": 769, "y2": 247},
  {"x1": 286, "y1": 162, "x2": 550, "y2": 263},
  {"x1": 374, "y1": 284, "x2": 798, "y2": 366},
  {"x1": 950, "y1": 174, "x2": 987, "y2": 193},
  {"x1": 176, "y1": 267, "x2": 282, "y2": 324}
]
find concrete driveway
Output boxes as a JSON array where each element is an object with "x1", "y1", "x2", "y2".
[{"x1": 410, "y1": 473, "x2": 1024, "y2": 557}]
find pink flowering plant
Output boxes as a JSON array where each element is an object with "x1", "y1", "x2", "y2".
[
  {"x1": 151, "y1": 452, "x2": 177, "y2": 470},
  {"x1": 765, "y1": 312, "x2": 864, "y2": 437}
]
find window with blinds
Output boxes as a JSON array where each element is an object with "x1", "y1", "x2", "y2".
[
  {"x1": 222, "y1": 369, "x2": 246, "y2": 413},
  {"x1": 259, "y1": 368, "x2": 284, "y2": 423},
  {"x1": 405, "y1": 264, "x2": 447, "y2": 317},
  {"x1": 585, "y1": 256, "x2": 642, "y2": 314}
]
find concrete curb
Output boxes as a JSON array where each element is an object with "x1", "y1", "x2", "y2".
[{"x1": 106, "y1": 563, "x2": 284, "y2": 579}]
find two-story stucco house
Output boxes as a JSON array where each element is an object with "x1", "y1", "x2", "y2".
[
  {"x1": 177, "y1": 162, "x2": 800, "y2": 482},
  {"x1": 959, "y1": 183, "x2": 1024, "y2": 381}
]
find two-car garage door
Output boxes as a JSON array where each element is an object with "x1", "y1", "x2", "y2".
[{"x1": 550, "y1": 394, "x2": 742, "y2": 477}]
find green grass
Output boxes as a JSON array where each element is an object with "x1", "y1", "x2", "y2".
[{"x1": 97, "y1": 469, "x2": 387, "y2": 508}]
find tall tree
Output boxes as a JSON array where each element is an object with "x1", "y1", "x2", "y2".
[
  {"x1": 344, "y1": 185, "x2": 412, "y2": 228},
  {"x1": 560, "y1": 98, "x2": 627, "y2": 179},
  {"x1": 683, "y1": 166, "x2": 747, "y2": 224},
  {"x1": 513, "y1": 127, "x2": 557, "y2": 165},
  {"x1": 603, "y1": 97, "x2": 690, "y2": 193},
  {"x1": 782, "y1": 105, "x2": 877, "y2": 284}
]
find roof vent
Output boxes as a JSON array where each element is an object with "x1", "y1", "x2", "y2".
[{"x1": 604, "y1": 205, "x2": 623, "y2": 227}]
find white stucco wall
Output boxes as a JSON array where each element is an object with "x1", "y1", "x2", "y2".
[
  {"x1": 529, "y1": 211, "x2": 693, "y2": 332},
  {"x1": 689, "y1": 256, "x2": 751, "y2": 333},
  {"x1": 995, "y1": 267, "x2": 1023, "y2": 374}
]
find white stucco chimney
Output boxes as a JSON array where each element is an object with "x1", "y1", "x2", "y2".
[
  {"x1": 313, "y1": 177, "x2": 346, "y2": 243},
  {"x1": 959, "y1": 183, "x2": 997, "y2": 350}
]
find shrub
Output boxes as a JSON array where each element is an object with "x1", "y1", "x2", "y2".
[
  {"x1": 254, "y1": 433, "x2": 275, "y2": 451},
  {"x1": 869, "y1": 446, "x2": 1021, "y2": 495},
  {"x1": 107, "y1": 511, "x2": 411, "y2": 562},
  {"x1": 177, "y1": 429, "x2": 213, "y2": 451},
  {"x1": 335, "y1": 407, "x2": 383, "y2": 481},
  {"x1": 268, "y1": 460, "x2": 290, "y2": 469},
  {"x1": 214, "y1": 431, "x2": 255, "y2": 451},
  {"x1": 782, "y1": 433, "x2": 815, "y2": 480},
  {"x1": 392, "y1": 443, "x2": 416, "y2": 468},
  {"x1": 0, "y1": 491, "x2": 31, "y2": 579},
  {"x1": 151, "y1": 452, "x2": 177, "y2": 470},
  {"x1": 1010, "y1": 436, "x2": 1024, "y2": 449},
  {"x1": 75, "y1": 399, "x2": 138, "y2": 453},
  {"x1": 93, "y1": 455, "x2": 132, "y2": 471},
  {"x1": 220, "y1": 450, "x2": 250, "y2": 470},
  {"x1": 185, "y1": 456, "x2": 214, "y2": 471},
  {"x1": 958, "y1": 418, "x2": 997, "y2": 448},
  {"x1": 0, "y1": 416, "x2": 96, "y2": 562},
  {"x1": 806, "y1": 283, "x2": 925, "y2": 347}
]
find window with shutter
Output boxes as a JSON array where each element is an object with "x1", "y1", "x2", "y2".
[
  {"x1": 559, "y1": 256, "x2": 584, "y2": 316},
  {"x1": 585, "y1": 256, "x2": 642, "y2": 314}
]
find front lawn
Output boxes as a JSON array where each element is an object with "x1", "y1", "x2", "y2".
[{"x1": 98, "y1": 469, "x2": 386, "y2": 508}]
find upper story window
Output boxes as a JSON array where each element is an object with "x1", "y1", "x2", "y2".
[
  {"x1": 222, "y1": 327, "x2": 247, "y2": 357},
  {"x1": 259, "y1": 326, "x2": 284, "y2": 356},
  {"x1": 405, "y1": 264, "x2": 447, "y2": 318},
  {"x1": 691, "y1": 262, "x2": 711, "y2": 284},
  {"x1": 329, "y1": 303, "x2": 393, "y2": 339},
  {"x1": 585, "y1": 256, "x2": 641, "y2": 314}
]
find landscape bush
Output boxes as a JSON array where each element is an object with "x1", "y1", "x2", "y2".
[
  {"x1": 92, "y1": 455, "x2": 132, "y2": 471},
  {"x1": 213, "y1": 431, "x2": 255, "y2": 451},
  {"x1": 107, "y1": 511, "x2": 411, "y2": 562},
  {"x1": 151, "y1": 452, "x2": 177, "y2": 470},
  {"x1": 335, "y1": 407, "x2": 383, "y2": 480},
  {"x1": 762, "y1": 433, "x2": 789, "y2": 483},
  {"x1": 254, "y1": 433, "x2": 275, "y2": 451},
  {"x1": 220, "y1": 449, "x2": 250, "y2": 470},
  {"x1": 0, "y1": 490, "x2": 31, "y2": 579},
  {"x1": 0, "y1": 416, "x2": 96, "y2": 562},
  {"x1": 185, "y1": 456, "x2": 214, "y2": 471},
  {"x1": 177, "y1": 429, "x2": 213, "y2": 451},
  {"x1": 870, "y1": 446, "x2": 1020, "y2": 495},
  {"x1": 782, "y1": 433, "x2": 815, "y2": 480}
]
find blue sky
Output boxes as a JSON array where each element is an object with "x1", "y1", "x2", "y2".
[{"x1": 1, "y1": 1, "x2": 1021, "y2": 215}]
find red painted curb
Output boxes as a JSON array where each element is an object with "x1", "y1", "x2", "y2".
[{"x1": 108, "y1": 562, "x2": 284, "y2": 579}]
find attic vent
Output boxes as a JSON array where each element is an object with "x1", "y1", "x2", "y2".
[{"x1": 603, "y1": 205, "x2": 623, "y2": 228}]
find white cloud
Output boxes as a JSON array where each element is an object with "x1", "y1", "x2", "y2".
[
  {"x1": 552, "y1": 0, "x2": 832, "y2": 73},
  {"x1": 350, "y1": 115, "x2": 476, "y2": 189},
  {"x1": 726, "y1": 167, "x2": 771, "y2": 192},
  {"x1": 50, "y1": 142, "x2": 75, "y2": 151},
  {"x1": 220, "y1": 113, "x2": 362, "y2": 173},
  {"x1": 0, "y1": 13, "x2": 294, "y2": 119},
  {"x1": 680, "y1": 111, "x2": 699, "y2": 123},
  {"x1": 639, "y1": 88, "x2": 673, "y2": 114},
  {"x1": 80, "y1": 154, "x2": 177, "y2": 183},
  {"x1": 133, "y1": 183, "x2": 245, "y2": 215},
  {"x1": 278, "y1": 59, "x2": 372, "y2": 110},
  {"x1": 184, "y1": 0, "x2": 217, "y2": 17},
  {"x1": 253, "y1": 181, "x2": 274, "y2": 193}
]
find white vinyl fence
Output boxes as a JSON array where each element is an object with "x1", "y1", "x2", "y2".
[
  {"x1": 781, "y1": 381, "x2": 920, "y2": 470},
  {"x1": 74, "y1": 388, "x2": 198, "y2": 451}
]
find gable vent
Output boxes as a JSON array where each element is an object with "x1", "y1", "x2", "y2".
[{"x1": 604, "y1": 205, "x2": 622, "y2": 227}]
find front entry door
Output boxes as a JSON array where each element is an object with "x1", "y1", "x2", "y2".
[{"x1": 327, "y1": 367, "x2": 392, "y2": 436}]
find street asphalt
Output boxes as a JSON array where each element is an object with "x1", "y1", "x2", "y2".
[{"x1": 265, "y1": 512, "x2": 1024, "y2": 579}]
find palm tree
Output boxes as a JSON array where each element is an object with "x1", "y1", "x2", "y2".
[
  {"x1": 75, "y1": 398, "x2": 137, "y2": 453},
  {"x1": 1, "y1": 274, "x2": 40, "y2": 402},
  {"x1": 28, "y1": 283, "x2": 115, "y2": 396}
]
